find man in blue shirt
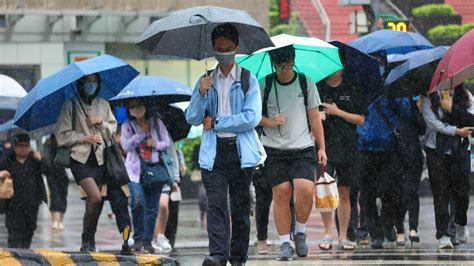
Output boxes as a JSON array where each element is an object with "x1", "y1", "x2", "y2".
[{"x1": 186, "y1": 23, "x2": 262, "y2": 266}]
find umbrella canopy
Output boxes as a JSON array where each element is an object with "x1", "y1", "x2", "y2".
[
  {"x1": 429, "y1": 29, "x2": 474, "y2": 94},
  {"x1": 385, "y1": 46, "x2": 449, "y2": 87},
  {"x1": 109, "y1": 76, "x2": 192, "y2": 104},
  {"x1": 172, "y1": 101, "x2": 202, "y2": 139},
  {"x1": 14, "y1": 55, "x2": 139, "y2": 131},
  {"x1": 387, "y1": 46, "x2": 450, "y2": 63},
  {"x1": 159, "y1": 103, "x2": 191, "y2": 141},
  {"x1": 329, "y1": 41, "x2": 383, "y2": 103},
  {"x1": 0, "y1": 119, "x2": 55, "y2": 138},
  {"x1": 349, "y1": 29, "x2": 434, "y2": 55},
  {"x1": 136, "y1": 6, "x2": 273, "y2": 59},
  {"x1": 110, "y1": 77, "x2": 193, "y2": 141},
  {"x1": 0, "y1": 74, "x2": 27, "y2": 110},
  {"x1": 236, "y1": 34, "x2": 342, "y2": 83}
]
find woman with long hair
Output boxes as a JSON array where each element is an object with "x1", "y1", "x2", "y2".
[{"x1": 422, "y1": 84, "x2": 474, "y2": 249}]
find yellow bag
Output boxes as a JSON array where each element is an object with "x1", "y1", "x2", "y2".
[
  {"x1": 0, "y1": 178, "x2": 14, "y2": 199},
  {"x1": 315, "y1": 167, "x2": 339, "y2": 212}
]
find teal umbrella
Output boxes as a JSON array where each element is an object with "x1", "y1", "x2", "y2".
[{"x1": 236, "y1": 34, "x2": 342, "y2": 83}]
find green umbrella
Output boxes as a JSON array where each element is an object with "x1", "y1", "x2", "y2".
[{"x1": 236, "y1": 34, "x2": 342, "y2": 83}]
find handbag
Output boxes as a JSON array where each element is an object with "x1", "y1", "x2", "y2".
[
  {"x1": 0, "y1": 177, "x2": 14, "y2": 199},
  {"x1": 104, "y1": 137, "x2": 130, "y2": 186},
  {"x1": 130, "y1": 118, "x2": 172, "y2": 190},
  {"x1": 315, "y1": 166, "x2": 339, "y2": 212},
  {"x1": 54, "y1": 101, "x2": 77, "y2": 168}
]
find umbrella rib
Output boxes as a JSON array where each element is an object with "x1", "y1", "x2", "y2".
[{"x1": 256, "y1": 53, "x2": 267, "y2": 78}]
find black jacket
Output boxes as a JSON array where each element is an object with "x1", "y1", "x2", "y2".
[{"x1": 0, "y1": 153, "x2": 48, "y2": 207}]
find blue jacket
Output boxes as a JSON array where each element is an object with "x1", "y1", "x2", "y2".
[
  {"x1": 357, "y1": 96, "x2": 412, "y2": 152},
  {"x1": 185, "y1": 65, "x2": 262, "y2": 171}
]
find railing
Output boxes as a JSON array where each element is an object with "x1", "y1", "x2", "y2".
[{"x1": 311, "y1": 0, "x2": 331, "y2": 41}]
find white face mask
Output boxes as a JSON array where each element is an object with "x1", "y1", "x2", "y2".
[{"x1": 130, "y1": 106, "x2": 146, "y2": 119}]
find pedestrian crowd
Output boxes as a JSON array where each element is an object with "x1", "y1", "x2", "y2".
[{"x1": 0, "y1": 18, "x2": 472, "y2": 266}]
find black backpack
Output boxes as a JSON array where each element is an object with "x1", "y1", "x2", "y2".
[{"x1": 260, "y1": 73, "x2": 310, "y2": 135}]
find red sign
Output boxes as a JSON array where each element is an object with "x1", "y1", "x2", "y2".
[{"x1": 279, "y1": 0, "x2": 290, "y2": 23}]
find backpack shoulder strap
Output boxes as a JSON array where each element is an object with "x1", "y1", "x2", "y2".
[
  {"x1": 299, "y1": 73, "x2": 308, "y2": 109},
  {"x1": 298, "y1": 73, "x2": 311, "y2": 132},
  {"x1": 263, "y1": 73, "x2": 274, "y2": 118},
  {"x1": 240, "y1": 68, "x2": 250, "y2": 96}
]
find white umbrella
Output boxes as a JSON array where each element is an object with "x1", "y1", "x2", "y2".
[{"x1": 0, "y1": 74, "x2": 27, "y2": 110}]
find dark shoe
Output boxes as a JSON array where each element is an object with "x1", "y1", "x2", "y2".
[
  {"x1": 132, "y1": 240, "x2": 144, "y2": 252},
  {"x1": 409, "y1": 231, "x2": 420, "y2": 247},
  {"x1": 143, "y1": 242, "x2": 155, "y2": 254},
  {"x1": 277, "y1": 242, "x2": 294, "y2": 261},
  {"x1": 371, "y1": 239, "x2": 383, "y2": 249},
  {"x1": 294, "y1": 233, "x2": 309, "y2": 257},
  {"x1": 80, "y1": 233, "x2": 96, "y2": 252},
  {"x1": 202, "y1": 256, "x2": 223, "y2": 266},
  {"x1": 231, "y1": 262, "x2": 245, "y2": 266}
]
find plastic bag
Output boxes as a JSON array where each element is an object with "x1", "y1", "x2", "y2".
[{"x1": 315, "y1": 167, "x2": 339, "y2": 212}]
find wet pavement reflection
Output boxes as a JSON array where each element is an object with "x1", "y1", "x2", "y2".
[{"x1": 1, "y1": 183, "x2": 474, "y2": 265}]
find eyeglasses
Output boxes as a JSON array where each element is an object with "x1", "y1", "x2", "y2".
[{"x1": 273, "y1": 63, "x2": 295, "y2": 71}]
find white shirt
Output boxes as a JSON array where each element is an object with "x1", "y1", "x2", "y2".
[{"x1": 215, "y1": 64, "x2": 237, "y2": 138}]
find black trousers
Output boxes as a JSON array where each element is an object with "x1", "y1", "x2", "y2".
[
  {"x1": 360, "y1": 151, "x2": 402, "y2": 242},
  {"x1": 253, "y1": 166, "x2": 272, "y2": 241},
  {"x1": 46, "y1": 172, "x2": 69, "y2": 213},
  {"x1": 395, "y1": 163, "x2": 423, "y2": 233},
  {"x1": 202, "y1": 139, "x2": 253, "y2": 264},
  {"x1": 425, "y1": 148, "x2": 470, "y2": 239},
  {"x1": 165, "y1": 198, "x2": 180, "y2": 248},
  {"x1": 6, "y1": 203, "x2": 39, "y2": 248}
]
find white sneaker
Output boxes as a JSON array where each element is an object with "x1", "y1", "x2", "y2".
[
  {"x1": 152, "y1": 239, "x2": 162, "y2": 251},
  {"x1": 156, "y1": 236, "x2": 172, "y2": 252},
  {"x1": 439, "y1": 235, "x2": 453, "y2": 249},
  {"x1": 455, "y1": 224, "x2": 470, "y2": 244}
]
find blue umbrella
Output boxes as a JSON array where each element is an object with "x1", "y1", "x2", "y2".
[
  {"x1": 385, "y1": 46, "x2": 449, "y2": 86},
  {"x1": 349, "y1": 29, "x2": 434, "y2": 55},
  {"x1": 109, "y1": 76, "x2": 192, "y2": 104},
  {"x1": 14, "y1": 54, "x2": 139, "y2": 131},
  {"x1": 329, "y1": 41, "x2": 383, "y2": 103},
  {"x1": 387, "y1": 46, "x2": 450, "y2": 63},
  {"x1": 384, "y1": 47, "x2": 449, "y2": 97},
  {"x1": 110, "y1": 77, "x2": 193, "y2": 141}
]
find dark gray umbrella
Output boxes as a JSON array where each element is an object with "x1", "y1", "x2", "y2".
[{"x1": 135, "y1": 6, "x2": 273, "y2": 60}]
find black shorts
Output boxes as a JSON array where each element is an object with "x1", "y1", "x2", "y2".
[
  {"x1": 70, "y1": 152, "x2": 104, "y2": 185},
  {"x1": 263, "y1": 146, "x2": 317, "y2": 187},
  {"x1": 317, "y1": 161, "x2": 353, "y2": 187}
]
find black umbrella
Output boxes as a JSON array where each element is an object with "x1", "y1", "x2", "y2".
[
  {"x1": 329, "y1": 41, "x2": 383, "y2": 103},
  {"x1": 135, "y1": 6, "x2": 273, "y2": 60},
  {"x1": 154, "y1": 101, "x2": 191, "y2": 142}
]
